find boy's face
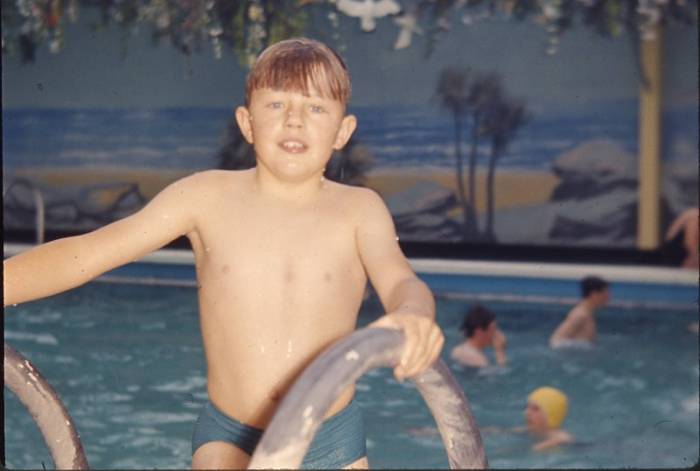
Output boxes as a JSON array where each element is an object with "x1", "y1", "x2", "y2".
[
  {"x1": 593, "y1": 288, "x2": 610, "y2": 307},
  {"x1": 235, "y1": 83, "x2": 356, "y2": 184},
  {"x1": 524, "y1": 401, "x2": 549, "y2": 432},
  {"x1": 481, "y1": 320, "x2": 497, "y2": 344}
]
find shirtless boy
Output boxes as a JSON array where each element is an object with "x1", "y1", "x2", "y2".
[
  {"x1": 3, "y1": 38, "x2": 444, "y2": 469},
  {"x1": 450, "y1": 305, "x2": 507, "y2": 368},
  {"x1": 549, "y1": 276, "x2": 609, "y2": 348}
]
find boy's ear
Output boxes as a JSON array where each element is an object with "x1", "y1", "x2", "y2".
[
  {"x1": 235, "y1": 106, "x2": 254, "y2": 144},
  {"x1": 333, "y1": 114, "x2": 357, "y2": 150}
]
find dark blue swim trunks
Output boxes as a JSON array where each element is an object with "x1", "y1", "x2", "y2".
[{"x1": 192, "y1": 399, "x2": 366, "y2": 469}]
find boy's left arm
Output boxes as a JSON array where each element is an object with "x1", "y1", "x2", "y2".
[{"x1": 355, "y1": 190, "x2": 444, "y2": 381}]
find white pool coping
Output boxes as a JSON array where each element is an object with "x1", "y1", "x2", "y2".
[{"x1": 4, "y1": 242, "x2": 698, "y2": 286}]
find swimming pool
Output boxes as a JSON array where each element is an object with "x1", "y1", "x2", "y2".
[{"x1": 4, "y1": 256, "x2": 698, "y2": 468}]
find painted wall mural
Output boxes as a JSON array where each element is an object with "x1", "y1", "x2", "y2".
[{"x1": 2, "y1": 1, "x2": 698, "y2": 249}]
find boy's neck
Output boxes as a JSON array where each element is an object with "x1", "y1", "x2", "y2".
[
  {"x1": 253, "y1": 167, "x2": 327, "y2": 204},
  {"x1": 466, "y1": 337, "x2": 487, "y2": 350},
  {"x1": 580, "y1": 298, "x2": 597, "y2": 312}
]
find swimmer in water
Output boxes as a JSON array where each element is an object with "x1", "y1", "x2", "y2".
[
  {"x1": 480, "y1": 386, "x2": 573, "y2": 452},
  {"x1": 522, "y1": 386, "x2": 573, "y2": 451},
  {"x1": 550, "y1": 276, "x2": 609, "y2": 348},
  {"x1": 450, "y1": 304, "x2": 507, "y2": 368},
  {"x1": 3, "y1": 38, "x2": 445, "y2": 469},
  {"x1": 665, "y1": 207, "x2": 699, "y2": 269}
]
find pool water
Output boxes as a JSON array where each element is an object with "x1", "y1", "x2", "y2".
[{"x1": 4, "y1": 281, "x2": 698, "y2": 469}]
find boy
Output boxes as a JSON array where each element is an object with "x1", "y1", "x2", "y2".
[
  {"x1": 3, "y1": 38, "x2": 444, "y2": 469},
  {"x1": 450, "y1": 304, "x2": 507, "y2": 368},
  {"x1": 549, "y1": 276, "x2": 609, "y2": 348}
]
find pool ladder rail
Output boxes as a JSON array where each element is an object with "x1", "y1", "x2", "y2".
[
  {"x1": 4, "y1": 343, "x2": 89, "y2": 469},
  {"x1": 4, "y1": 327, "x2": 488, "y2": 469},
  {"x1": 3, "y1": 177, "x2": 46, "y2": 245}
]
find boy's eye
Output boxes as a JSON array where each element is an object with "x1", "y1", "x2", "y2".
[
  {"x1": 309, "y1": 104, "x2": 325, "y2": 113},
  {"x1": 268, "y1": 102, "x2": 284, "y2": 109}
]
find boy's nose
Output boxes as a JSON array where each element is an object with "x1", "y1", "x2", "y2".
[{"x1": 285, "y1": 106, "x2": 303, "y2": 128}]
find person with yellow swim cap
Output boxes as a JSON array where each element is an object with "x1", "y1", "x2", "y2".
[
  {"x1": 524, "y1": 386, "x2": 573, "y2": 451},
  {"x1": 479, "y1": 385, "x2": 574, "y2": 452}
]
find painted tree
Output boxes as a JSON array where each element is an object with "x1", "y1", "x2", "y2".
[
  {"x1": 436, "y1": 66, "x2": 475, "y2": 237},
  {"x1": 464, "y1": 72, "x2": 502, "y2": 237},
  {"x1": 482, "y1": 97, "x2": 530, "y2": 241}
]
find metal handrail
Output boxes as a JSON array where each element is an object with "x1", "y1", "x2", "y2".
[
  {"x1": 248, "y1": 327, "x2": 488, "y2": 469},
  {"x1": 3, "y1": 328, "x2": 487, "y2": 469},
  {"x1": 4, "y1": 343, "x2": 89, "y2": 469},
  {"x1": 4, "y1": 178, "x2": 46, "y2": 244}
]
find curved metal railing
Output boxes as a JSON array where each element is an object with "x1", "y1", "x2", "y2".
[
  {"x1": 4, "y1": 178, "x2": 46, "y2": 244},
  {"x1": 249, "y1": 327, "x2": 488, "y2": 469},
  {"x1": 4, "y1": 328, "x2": 487, "y2": 469},
  {"x1": 4, "y1": 343, "x2": 89, "y2": 470}
]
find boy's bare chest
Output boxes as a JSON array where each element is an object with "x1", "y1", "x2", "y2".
[{"x1": 194, "y1": 199, "x2": 359, "y2": 275}]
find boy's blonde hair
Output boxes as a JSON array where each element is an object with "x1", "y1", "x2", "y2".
[{"x1": 245, "y1": 37, "x2": 351, "y2": 107}]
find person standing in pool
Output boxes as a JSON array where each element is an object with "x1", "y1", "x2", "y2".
[
  {"x1": 664, "y1": 207, "x2": 699, "y2": 269},
  {"x1": 450, "y1": 304, "x2": 507, "y2": 368},
  {"x1": 549, "y1": 276, "x2": 609, "y2": 348},
  {"x1": 3, "y1": 38, "x2": 444, "y2": 469}
]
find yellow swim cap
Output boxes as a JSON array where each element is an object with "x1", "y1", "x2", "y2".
[{"x1": 528, "y1": 386, "x2": 568, "y2": 429}]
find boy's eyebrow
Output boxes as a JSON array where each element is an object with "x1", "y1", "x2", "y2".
[{"x1": 263, "y1": 88, "x2": 335, "y2": 101}]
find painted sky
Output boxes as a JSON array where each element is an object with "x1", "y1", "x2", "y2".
[{"x1": 2, "y1": 6, "x2": 697, "y2": 109}]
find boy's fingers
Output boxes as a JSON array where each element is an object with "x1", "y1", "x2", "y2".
[
  {"x1": 401, "y1": 323, "x2": 420, "y2": 370},
  {"x1": 409, "y1": 326, "x2": 429, "y2": 368},
  {"x1": 394, "y1": 365, "x2": 405, "y2": 381},
  {"x1": 404, "y1": 325, "x2": 443, "y2": 377},
  {"x1": 418, "y1": 327, "x2": 444, "y2": 372}
]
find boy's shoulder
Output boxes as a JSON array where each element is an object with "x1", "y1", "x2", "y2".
[
  {"x1": 326, "y1": 181, "x2": 384, "y2": 205},
  {"x1": 324, "y1": 183, "x2": 393, "y2": 221},
  {"x1": 568, "y1": 302, "x2": 591, "y2": 319}
]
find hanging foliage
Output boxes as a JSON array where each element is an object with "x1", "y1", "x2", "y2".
[{"x1": 1, "y1": 0, "x2": 696, "y2": 65}]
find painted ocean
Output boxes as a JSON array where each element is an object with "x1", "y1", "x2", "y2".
[
  {"x1": 3, "y1": 101, "x2": 696, "y2": 245},
  {"x1": 6, "y1": 101, "x2": 688, "y2": 174}
]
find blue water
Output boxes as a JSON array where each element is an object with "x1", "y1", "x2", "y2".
[
  {"x1": 4, "y1": 278, "x2": 698, "y2": 469},
  {"x1": 2, "y1": 101, "x2": 665, "y2": 174}
]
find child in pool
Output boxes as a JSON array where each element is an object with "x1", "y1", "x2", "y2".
[
  {"x1": 549, "y1": 276, "x2": 609, "y2": 348},
  {"x1": 3, "y1": 38, "x2": 444, "y2": 469},
  {"x1": 521, "y1": 386, "x2": 573, "y2": 451},
  {"x1": 664, "y1": 207, "x2": 699, "y2": 269},
  {"x1": 450, "y1": 304, "x2": 507, "y2": 368},
  {"x1": 412, "y1": 386, "x2": 573, "y2": 452}
]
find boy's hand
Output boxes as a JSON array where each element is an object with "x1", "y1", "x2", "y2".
[
  {"x1": 492, "y1": 328, "x2": 507, "y2": 350},
  {"x1": 369, "y1": 312, "x2": 444, "y2": 381}
]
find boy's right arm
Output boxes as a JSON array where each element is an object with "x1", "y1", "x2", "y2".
[
  {"x1": 3, "y1": 174, "x2": 202, "y2": 307},
  {"x1": 492, "y1": 329, "x2": 507, "y2": 366},
  {"x1": 549, "y1": 307, "x2": 584, "y2": 345}
]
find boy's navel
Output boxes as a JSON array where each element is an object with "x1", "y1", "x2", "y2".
[{"x1": 284, "y1": 266, "x2": 294, "y2": 283}]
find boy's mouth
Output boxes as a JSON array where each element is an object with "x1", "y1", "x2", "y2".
[{"x1": 279, "y1": 139, "x2": 308, "y2": 153}]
